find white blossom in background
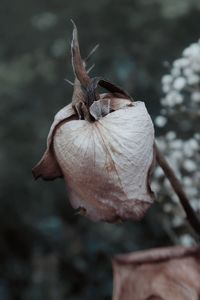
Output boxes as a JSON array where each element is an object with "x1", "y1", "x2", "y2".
[{"x1": 154, "y1": 40, "x2": 200, "y2": 245}]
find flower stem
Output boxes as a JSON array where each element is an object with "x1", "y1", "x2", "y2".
[{"x1": 155, "y1": 143, "x2": 200, "y2": 236}]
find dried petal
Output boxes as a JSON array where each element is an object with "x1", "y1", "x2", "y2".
[
  {"x1": 52, "y1": 101, "x2": 155, "y2": 221},
  {"x1": 89, "y1": 97, "x2": 133, "y2": 120},
  {"x1": 112, "y1": 246, "x2": 200, "y2": 300},
  {"x1": 32, "y1": 104, "x2": 76, "y2": 180}
]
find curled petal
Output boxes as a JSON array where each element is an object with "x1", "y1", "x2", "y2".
[
  {"x1": 32, "y1": 150, "x2": 63, "y2": 180},
  {"x1": 32, "y1": 104, "x2": 76, "y2": 180},
  {"x1": 89, "y1": 97, "x2": 133, "y2": 120}
]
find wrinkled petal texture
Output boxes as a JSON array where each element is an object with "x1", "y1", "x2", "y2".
[
  {"x1": 112, "y1": 246, "x2": 200, "y2": 300},
  {"x1": 53, "y1": 101, "x2": 155, "y2": 221}
]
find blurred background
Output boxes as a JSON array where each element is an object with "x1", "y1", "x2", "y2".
[{"x1": 0, "y1": 0, "x2": 200, "y2": 299}]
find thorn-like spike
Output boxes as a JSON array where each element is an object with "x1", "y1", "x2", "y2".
[
  {"x1": 64, "y1": 78, "x2": 74, "y2": 86},
  {"x1": 85, "y1": 44, "x2": 99, "y2": 62},
  {"x1": 87, "y1": 64, "x2": 95, "y2": 74}
]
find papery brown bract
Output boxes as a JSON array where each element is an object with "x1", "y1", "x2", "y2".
[{"x1": 112, "y1": 246, "x2": 200, "y2": 300}]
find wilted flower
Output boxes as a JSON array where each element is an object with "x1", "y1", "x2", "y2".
[
  {"x1": 112, "y1": 246, "x2": 200, "y2": 300},
  {"x1": 32, "y1": 22, "x2": 155, "y2": 222}
]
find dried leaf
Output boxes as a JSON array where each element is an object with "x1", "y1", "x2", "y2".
[{"x1": 112, "y1": 246, "x2": 200, "y2": 300}]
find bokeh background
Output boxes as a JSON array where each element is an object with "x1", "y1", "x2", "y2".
[{"x1": 1, "y1": 0, "x2": 200, "y2": 299}]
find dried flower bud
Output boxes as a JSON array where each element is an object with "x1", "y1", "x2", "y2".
[
  {"x1": 112, "y1": 246, "x2": 200, "y2": 300},
  {"x1": 32, "y1": 22, "x2": 155, "y2": 222}
]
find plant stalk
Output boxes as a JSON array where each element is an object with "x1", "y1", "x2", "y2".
[{"x1": 155, "y1": 143, "x2": 200, "y2": 236}]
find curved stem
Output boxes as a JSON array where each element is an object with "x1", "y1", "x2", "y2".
[{"x1": 155, "y1": 143, "x2": 200, "y2": 236}]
